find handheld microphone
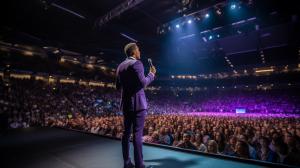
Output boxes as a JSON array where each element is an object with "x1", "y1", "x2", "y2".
[{"x1": 148, "y1": 58, "x2": 154, "y2": 67}]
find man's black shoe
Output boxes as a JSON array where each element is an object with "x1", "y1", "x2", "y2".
[{"x1": 124, "y1": 162, "x2": 135, "y2": 168}]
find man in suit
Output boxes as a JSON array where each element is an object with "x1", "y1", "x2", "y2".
[{"x1": 116, "y1": 43, "x2": 156, "y2": 168}]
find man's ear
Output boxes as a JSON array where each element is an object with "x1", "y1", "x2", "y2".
[{"x1": 133, "y1": 49, "x2": 137, "y2": 56}]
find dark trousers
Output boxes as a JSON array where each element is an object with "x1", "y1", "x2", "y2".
[{"x1": 122, "y1": 110, "x2": 146, "y2": 168}]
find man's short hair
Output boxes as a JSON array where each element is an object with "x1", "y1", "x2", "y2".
[
  {"x1": 124, "y1": 43, "x2": 137, "y2": 57},
  {"x1": 183, "y1": 133, "x2": 191, "y2": 138}
]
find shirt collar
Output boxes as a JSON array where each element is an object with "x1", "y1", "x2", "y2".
[{"x1": 128, "y1": 56, "x2": 136, "y2": 60}]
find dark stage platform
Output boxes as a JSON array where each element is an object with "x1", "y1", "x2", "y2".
[{"x1": 0, "y1": 127, "x2": 289, "y2": 168}]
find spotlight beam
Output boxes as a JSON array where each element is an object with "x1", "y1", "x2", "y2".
[
  {"x1": 120, "y1": 33, "x2": 138, "y2": 42},
  {"x1": 51, "y1": 3, "x2": 86, "y2": 19},
  {"x1": 95, "y1": 0, "x2": 146, "y2": 28}
]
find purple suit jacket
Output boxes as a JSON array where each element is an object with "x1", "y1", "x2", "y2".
[{"x1": 116, "y1": 58, "x2": 155, "y2": 112}]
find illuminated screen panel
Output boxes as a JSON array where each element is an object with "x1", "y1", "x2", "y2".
[{"x1": 236, "y1": 108, "x2": 246, "y2": 114}]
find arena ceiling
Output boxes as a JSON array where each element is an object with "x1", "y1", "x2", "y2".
[{"x1": 1, "y1": 0, "x2": 299, "y2": 75}]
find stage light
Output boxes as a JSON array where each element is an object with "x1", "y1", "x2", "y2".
[
  {"x1": 216, "y1": 10, "x2": 222, "y2": 15},
  {"x1": 176, "y1": 24, "x2": 180, "y2": 28},
  {"x1": 217, "y1": 34, "x2": 220, "y2": 38},
  {"x1": 209, "y1": 35, "x2": 213, "y2": 40},
  {"x1": 205, "y1": 13, "x2": 210, "y2": 18},
  {"x1": 230, "y1": 4, "x2": 236, "y2": 10},
  {"x1": 188, "y1": 19, "x2": 192, "y2": 24}
]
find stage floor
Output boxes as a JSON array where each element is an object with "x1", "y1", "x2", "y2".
[{"x1": 0, "y1": 127, "x2": 270, "y2": 168}]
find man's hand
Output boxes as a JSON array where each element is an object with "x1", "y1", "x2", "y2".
[{"x1": 150, "y1": 66, "x2": 156, "y2": 75}]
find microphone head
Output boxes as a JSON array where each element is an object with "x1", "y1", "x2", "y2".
[{"x1": 148, "y1": 58, "x2": 153, "y2": 67}]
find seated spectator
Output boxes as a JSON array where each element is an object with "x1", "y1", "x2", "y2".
[
  {"x1": 233, "y1": 140, "x2": 250, "y2": 159},
  {"x1": 238, "y1": 134, "x2": 257, "y2": 159},
  {"x1": 149, "y1": 131, "x2": 160, "y2": 144},
  {"x1": 193, "y1": 133, "x2": 203, "y2": 149},
  {"x1": 176, "y1": 133, "x2": 198, "y2": 150},
  {"x1": 215, "y1": 131, "x2": 226, "y2": 153},
  {"x1": 143, "y1": 127, "x2": 154, "y2": 143},
  {"x1": 199, "y1": 135, "x2": 210, "y2": 152},
  {"x1": 223, "y1": 136, "x2": 237, "y2": 155},
  {"x1": 257, "y1": 137, "x2": 278, "y2": 162},
  {"x1": 158, "y1": 127, "x2": 172, "y2": 145},
  {"x1": 207, "y1": 140, "x2": 219, "y2": 154},
  {"x1": 172, "y1": 132, "x2": 182, "y2": 147}
]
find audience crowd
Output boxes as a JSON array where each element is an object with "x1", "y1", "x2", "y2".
[{"x1": 1, "y1": 78, "x2": 300, "y2": 166}]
